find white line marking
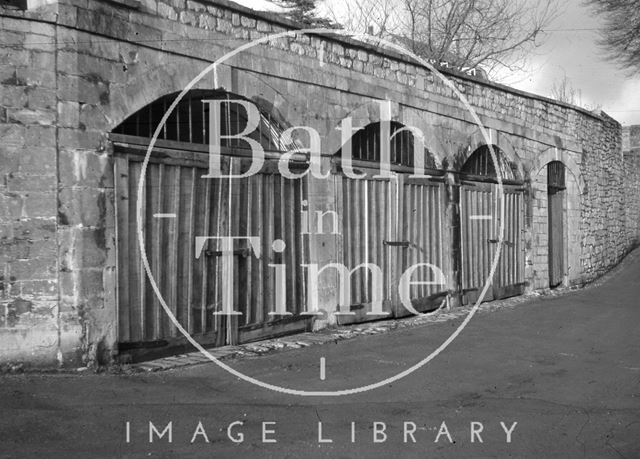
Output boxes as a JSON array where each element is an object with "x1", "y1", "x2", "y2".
[
  {"x1": 153, "y1": 213, "x2": 177, "y2": 218},
  {"x1": 320, "y1": 357, "x2": 326, "y2": 381},
  {"x1": 470, "y1": 215, "x2": 492, "y2": 220}
]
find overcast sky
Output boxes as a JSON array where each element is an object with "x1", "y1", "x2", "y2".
[
  {"x1": 237, "y1": 0, "x2": 640, "y2": 126},
  {"x1": 501, "y1": 0, "x2": 640, "y2": 126}
]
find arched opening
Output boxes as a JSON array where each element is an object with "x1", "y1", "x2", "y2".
[
  {"x1": 110, "y1": 90, "x2": 310, "y2": 361},
  {"x1": 461, "y1": 144, "x2": 520, "y2": 182},
  {"x1": 112, "y1": 89, "x2": 301, "y2": 153},
  {"x1": 335, "y1": 121, "x2": 438, "y2": 171},
  {"x1": 547, "y1": 161, "x2": 566, "y2": 288},
  {"x1": 459, "y1": 144, "x2": 525, "y2": 304}
]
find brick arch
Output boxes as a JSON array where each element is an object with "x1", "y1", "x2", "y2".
[
  {"x1": 462, "y1": 129, "x2": 525, "y2": 180},
  {"x1": 330, "y1": 100, "x2": 444, "y2": 168},
  {"x1": 533, "y1": 147, "x2": 584, "y2": 194}
]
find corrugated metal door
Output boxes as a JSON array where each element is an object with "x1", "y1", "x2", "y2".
[
  {"x1": 336, "y1": 169, "x2": 397, "y2": 324},
  {"x1": 399, "y1": 176, "x2": 447, "y2": 315},
  {"x1": 460, "y1": 181, "x2": 525, "y2": 304},
  {"x1": 336, "y1": 167, "x2": 447, "y2": 323},
  {"x1": 114, "y1": 145, "x2": 311, "y2": 361}
]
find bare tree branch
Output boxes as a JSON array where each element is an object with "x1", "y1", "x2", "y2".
[
  {"x1": 324, "y1": 0, "x2": 559, "y2": 78},
  {"x1": 586, "y1": 0, "x2": 640, "y2": 75}
]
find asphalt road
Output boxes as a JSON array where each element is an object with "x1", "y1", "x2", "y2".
[{"x1": 1, "y1": 251, "x2": 639, "y2": 458}]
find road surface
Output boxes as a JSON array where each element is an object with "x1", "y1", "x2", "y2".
[{"x1": 1, "y1": 251, "x2": 639, "y2": 458}]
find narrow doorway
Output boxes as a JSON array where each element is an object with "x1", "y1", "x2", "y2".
[{"x1": 547, "y1": 161, "x2": 566, "y2": 288}]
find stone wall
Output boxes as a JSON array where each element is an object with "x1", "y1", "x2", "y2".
[
  {"x1": 0, "y1": 7, "x2": 61, "y2": 366},
  {"x1": 1, "y1": 0, "x2": 639, "y2": 367},
  {"x1": 623, "y1": 125, "x2": 640, "y2": 248}
]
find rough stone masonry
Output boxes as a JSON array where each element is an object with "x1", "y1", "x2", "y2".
[{"x1": 0, "y1": 0, "x2": 639, "y2": 367}]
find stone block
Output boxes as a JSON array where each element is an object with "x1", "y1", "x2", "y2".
[
  {"x1": 198, "y1": 13, "x2": 216, "y2": 30},
  {"x1": 0, "y1": 193, "x2": 24, "y2": 220},
  {"x1": 24, "y1": 125, "x2": 55, "y2": 147},
  {"x1": 15, "y1": 67, "x2": 56, "y2": 89},
  {"x1": 28, "y1": 50, "x2": 55, "y2": 70},
  {"x1": 58, "y1": 148, "x2": 111, "y2": 187},
  {"x1": 216, "y1": 17, "x2": 232, "y2": 33},
  {"x1": 1, "y1": 86, "x2": 28, "y2": 109},
  {"x1": 0, "y1": 47, "x2": 30, "y2": 67},
  {"x1": 0, "y1": 148, "x2": 20, "y2": 173},
  {"x1": 12, "y1": 219, "x2": 56, "y2": 242},
  {"x1": 5, "y1": 237, "x2": 56, "y2": 261},
  {"x1": 79, "y1": 229, "x2": 108, "y2": 269},
  {"x1": 134, "y1": 0, "x2": 157, "y2": 13},
  {"x1": 23, "y1": 33, "x2": 55, "y2": 53},
  {"x1": 76, "y1": 7, "x2": 129, "y2": 39},
  {"x1": 57, "y1": 4, "x2": 78, "y2": 27},
  {"x1": 184, "y1": 0, "x2": 203, "y2": 11},
  {"x1": 9, "y1": 257, "x2": 57, "y2": 280},
  {"x1": 7, "y1": 174, "x2": 56, "y2": 193},
  {"x1": 7, "y1": 108, "x2": 56, "y2": 126},
  {"x1": 0, "y1": 66, "x2": 21, "y2": 85},
  {"x1": 179, "y1": 10, "x2": 197, "y2": 26},
  {"x1": 58, "y1": 101, "x2": 80, "y2": 128},
  {"x1": 19, "y1": 279, "x2": 57, "y2": 296},
  {"x1": 0, "y1": 123, "x2": 26, "y2": 149},
  {"x1": 79, "y1": 103, "x2": 109, "y2": 131},
  {"x1": 240, "y1": 16, "x2": 256, "y2": 27},
  {"x1": 58, "y1": 74, "x2": 110, "y2": 105},
  {"x1": 59, "y1": 227, "x2": 108, "y2": 270},
  {"x1": 60, "y1": 269, "x2": 104, "y2": 301},
  {"x1": 0, "y1": 30, "x2": 24, "y2": 48},
  {"x1": 18, "y1": 146, "x2": 56, "y2": 175},
  {"x1": 256, "y1": 20, "x2": 271, "y2": 32},
  {"x1": 58, "y1": 187, "x2": 107, "y2": 227},
  {"x1": 27, "y1": 87, "x2": 56, "y2": 110},
  {"x1": 24, "y1": 192, "x2": 57, "y2": 219},
  {"x1": 58, "y1": 128, "x2": 106, "y2": 151}
]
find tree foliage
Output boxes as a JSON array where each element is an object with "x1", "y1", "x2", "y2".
[
  {"x1": 586, "y1": 0, "x2": 640, "y2": 75},
  {"x1": 324, "y1": 0, "x2": 559, "y2": 76}
]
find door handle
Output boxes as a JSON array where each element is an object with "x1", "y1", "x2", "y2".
[{"x1": 487, "y1": 238, "x2": 499, "y2": 244}]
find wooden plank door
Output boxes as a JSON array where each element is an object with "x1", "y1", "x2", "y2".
[
  {"x1": 114, "y1": 154, "x2": 227, "y2": 361},
  {"x1": 397, "y1": 176, "x2": 448, "y2": 316},
  {"x1": 493, "y1": 185, "x2": 526, "y2": 298},
  {"x1": 335, "y1": 169, "x2": 398, "y2": 324},
  {"x1": 114, "y1": 151, "x2": 312, "y2": 361},
  {"x1": 460, "y1": 182, "x2": 525, "y2": 304},
  {"x1": 547, "y1": 162, "x2": 565, "y2": 288},
  {"x1": 460, "y1": 181, "x2": 495, "y2": 304}
]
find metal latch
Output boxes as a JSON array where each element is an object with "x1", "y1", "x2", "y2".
[
  {"x1": 383, "y1": 240, "x2": 410, "y2": 248},
  {"x1": 205, "y1": 248, "x2": 252, "y2": 257}
]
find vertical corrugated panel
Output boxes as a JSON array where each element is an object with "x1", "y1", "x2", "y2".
[
  {"x1": 548, "y1": 187, "x2": 564, "y2": 287},
  {"x1": 114, "y1": 156, "x2": 130, "y2": 343},
  {"x1": 341, "y1": 176, "x2": 391, "y2": 308},
  {"x1": 499, "y1": 188, "x2": 525, "y2": 288},
  {"x1": 460, "y1": 185, "x2": 493, "y2": 292},
  {"x1": 401, "y1": 182, "x2": 445, "y2": 300},
  {"x1": 460, "y1": 184, "x2": 525, "y2": 299},
  {"x1": 116, "y1": 155, "x2": 308, "y2": 346}
]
